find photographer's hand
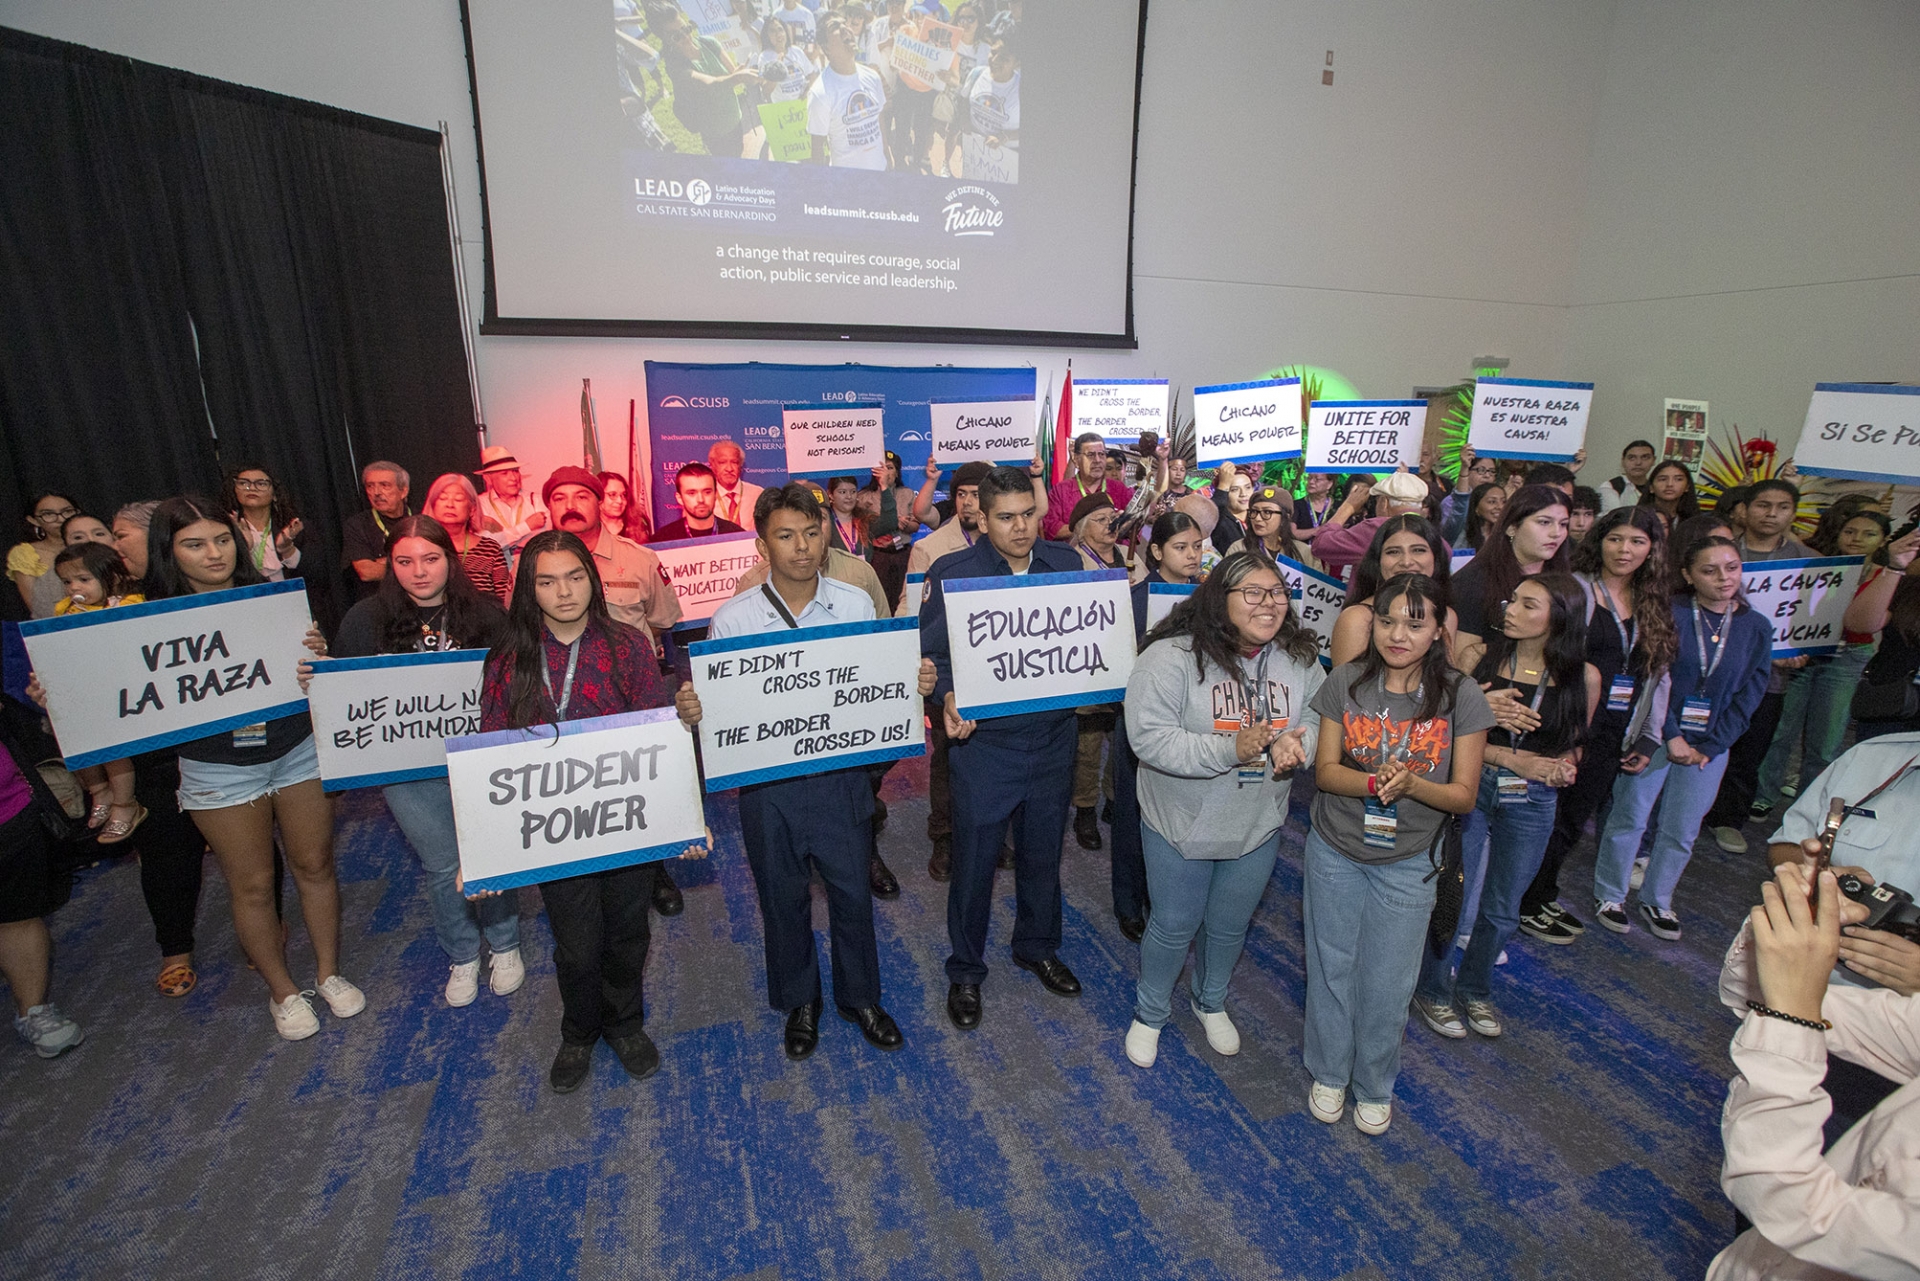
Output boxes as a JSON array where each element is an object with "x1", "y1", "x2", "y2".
[
  {"x1": 1839, "y1": 923, "x2": 1920, "y2": 995},
  {"x1": 1751, "y1": 863, "x2": 1840, "y2": 1023}
]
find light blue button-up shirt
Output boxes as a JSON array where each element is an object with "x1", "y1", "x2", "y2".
[{"x1": 707, "y1": 573, "x2": 876, "y2": 639}]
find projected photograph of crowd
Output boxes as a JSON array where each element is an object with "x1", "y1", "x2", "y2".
[{"x1": 614, "y1": 0, "x2": 1022, "y2": 183}]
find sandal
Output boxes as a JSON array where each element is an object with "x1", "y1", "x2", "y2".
[
  {"x1": 86, "y1": 791, "x2": 113, "y2": 830},
  {"x1": 155, "y1": 961, "x2": 197, "y2": 998},
  {"x1": 96, "y1": 801, "x2": 147, "y2": 845}
]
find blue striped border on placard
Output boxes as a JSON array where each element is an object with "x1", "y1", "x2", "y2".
[
  {"x1": 1475, "y1": 377, "x2": 1595, "y2": 391},
  {"x1": 645, "y1": 530, "x2": 759, "y2": 553},
  {"x1": 959, "y1": 688, "x2": 1127, "y2": 721},
  {"x1": 1472, "y1": 447, "x2": 1578, "y2": 462},
  {"x1": 445, "y1": 706, "x2": 677, "y2": 756},
  {"x1": 1276, "y1": 553, "x2": 1347, "y2": 594},
  {"x1": 321, "y1": 764, "x2": 448, "y2": 794},
  {"x1": 1795, "y1": 465, "x2": 1920, "y2": 483},
  {"x1": 942, "y1": 568, "x2": 1128, "y2": 595},
  {"x1": 307, "y1": 650, "x2": 487, "y2": 674},
  {"x1": 18, "y1": 578, "x2": 307, "y2": 639},
  {"x1": 1193, "y1": 377, "x2": 1298, "y2": 396},
  {"x1": 464, "y1": 837, "x2": 697, "y2": 894},
  {"x1": 688, "y1": 614, "x2": 915, "y2": 658},
  {"x1": 1812, "y1": 382, "x2": 1920, "y2": 396},
  {"x1": 1078, "y1": 379, "x2": 1167, "y2": 387},
  {"x1": 1148, "y1": 582, "x2": 1196, "y2": 599},
  {"x1": 704, "y1": 741, "x2": 926, "y2": 793},
  {"x1": 64, "y1": 699, "x2": 312, "y2": 770}
]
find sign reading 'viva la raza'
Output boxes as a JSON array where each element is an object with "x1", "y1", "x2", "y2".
[
  {"x1": 305, "y1": 650, "x2": 488, "y2": 792},
  {"x1": 1741, "y1": 557, "x2": 1866, "y2": 656},
  {"x1": 1192, "y1": 378, "x2": 1303, "y2": 467},
  {"x1": 1304, "y1": 401, "x2": 1428, "y2": 473},
  {"x1": 1467, "y1": 377, "x2": 1594, "y2": 462},
  {"x1": 926, "y1": 399, "x2": 1037, "y2": 465},
  {"x1": 447, "y1": 708, "x2": 708, "y2": 894},
  {"x1": 19, "y1": 580, "x2": 312, "y2": 769},
  {"x1": 1791, "y1": 384, "x2": 1920, "y2": 484},
  {"x1": 783, "y1": 404, "x2": 887, "y2": 477},
  {"x1": 650, "y1": 531, "x2": 762, "y2": 630},
  {"x1": 688, "y1": 617, "x2": 924, "y2": 791},
  {"x1": 942, "y1": 570, "x2": 1135, "y2": 719}
]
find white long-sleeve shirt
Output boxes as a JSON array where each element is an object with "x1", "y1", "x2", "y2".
[{"x1": 1710, "y1": 922, "x2": 1920, "y2": 1280}]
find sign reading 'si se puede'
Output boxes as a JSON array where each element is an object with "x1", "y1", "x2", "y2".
[{"x1": 1791, "y1": 384, "x2": 1920, "y2": 483}]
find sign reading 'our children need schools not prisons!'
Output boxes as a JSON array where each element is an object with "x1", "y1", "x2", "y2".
[
  {"x1": 942, "y1": 570, "x2": 1135, "y2": 720},
  {"x1": 19, "y1": 580, "x2": 312, "y2": 769},
  {"x1": 305, "y1": 650, "x2": 488, "y2": 792},
  {"x1": 783, "y1": 404, "x2": 887, "y2": 478}
]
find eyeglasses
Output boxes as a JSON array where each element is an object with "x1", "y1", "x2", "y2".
[
  {"x1": 1235, "y1": 585, "x2": 1290, "y2": 605},
  {"x1": 1248, "y1": 507, "x2": 1284, "y2": 520},
  {"x1": 233, "y1": 478, "x2": 273, "y2": 490},
  {"x1": 33, "y1": 506, "x2": 77, "y2": 522}
]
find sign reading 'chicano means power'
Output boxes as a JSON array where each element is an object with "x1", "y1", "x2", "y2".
[
  {"x1": 1467, "y1": 377, "x2": 1594, "y2": 462},
  {"x1": 1741, "y1": 557, "x2": 1866, "y2": 657},
  {"x1": 650, "y1": 531, "x2": 761, "y2": 630},
  {"x1": 926, "y1": 399, "x2": 1037, "y2": 465},
  {"x1": 943, "y1": 569, "x2": 1134, "y2": 719},
  {"x1": 1304, "y1": 401, "x2": 1428, "y2": 473},
  {"x1": 447, "y1": 708, "x2": 707, "y2": 894},
  {"x1": 19, "y1": 580, "x2": 312, "y2": 769},
  {"x1": 783, "y1": 404, "x2": 886, "y2": 477},
  {"x1": 688, "y1": 617, "x2": 924, "y2": 791},
  {"x1": 1192, "y1": 378, "x2": 1303, "y2": 467},
  {"x1": 305, "y1": 650, "x2": 488, "y2": 791},
  {"x1": 1792, "y1": 384, "x2": 1920, "y2": 484}
]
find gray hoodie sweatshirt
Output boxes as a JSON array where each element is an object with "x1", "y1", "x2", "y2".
[{"x1": 1126, "y1": 634, "x2": 1325, "y2": 859}]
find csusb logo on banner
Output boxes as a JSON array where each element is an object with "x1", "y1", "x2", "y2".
[
  {"x1": 659, "y1": 395, "x2": 731, "y2": 409},
  {"x1": 635, "y1": 178, "x2": 712, "y2": 206},
  {"x1": 942, "y1": 185, "x2": 1003, "y2": 237}
]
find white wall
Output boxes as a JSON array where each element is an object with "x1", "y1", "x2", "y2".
[{"x1": 5, "y1": 0, "x2": 1912, "y2": 494}]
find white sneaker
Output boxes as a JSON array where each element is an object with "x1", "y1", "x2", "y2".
[
  {"x1": 13, "y1": 1003, "x2": 84, "y2": 1058},
  {"x1": 1629, "y1": 857, "x2": 1648, "y2": 890},
  {"x1": 316, "y1": 975, "x2": 366, "y2": 1019},
  {"x1": 1308, "y1": 1081, "x2": 1345, "y2": 1124},
  {"x1": 489, "y1": 948, "x2": 526, "y2": 996},
  {"x1": 1188, "y1": 1001, "x2": 1241, "y2": 1056},
  {"x1": 1124, "y1": 1020, "x2": 1160, "y2": 1067},
  {"x1": 270, "y1": 991, "x2": 319, "y2": 1041},
  {"x1": 446, "y1": 961, "x2": 480, "y2": 1008},
  {"x1": 1354, "y1": 1101, "x2": 1392, "y2": 1135}
]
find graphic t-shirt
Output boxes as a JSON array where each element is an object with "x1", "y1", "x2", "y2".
[
  {"x1": 806, "y1": 63, "x2": 888, "y2": 169},
  {"x1": 771, "y1": 5, "x2": 815, "y2": 41},
  {"x1": 1308, "y1": 660, "x2": 1496, "y2": 864},
  {"x1": 965, "y1": 66, "x2": 1019, "y2": 136},
  {"x1": 757, "y1": 46, "x2": 816, "y2": 102}
]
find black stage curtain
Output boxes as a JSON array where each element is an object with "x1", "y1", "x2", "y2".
[{"x1": 0, "y1": 27, "x2": 477, "y2": 630}]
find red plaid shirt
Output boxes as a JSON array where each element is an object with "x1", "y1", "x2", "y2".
[{"x1": 479, "y1": 619, "x2": 673, "y2": 731}]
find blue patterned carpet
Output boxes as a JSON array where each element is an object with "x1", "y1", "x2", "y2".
[{"x1": 1, "y1": 759, "x2": 1754, "y2": 1279}]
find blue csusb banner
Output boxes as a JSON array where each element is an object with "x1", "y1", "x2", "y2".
[{"x1": 644, "y1": 362, "x2": 1037, "y2": 528}]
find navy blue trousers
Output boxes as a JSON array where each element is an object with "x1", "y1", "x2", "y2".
[
  {"x1": 1109, "y1": 716, "x2": 1146, "y2": 920},
  {"x1": 946, "y1": 716, "x2": 1075, "y2": 984},
  {"x1": 737, "y1": 768, "x2": 880, "y2": 1012}
]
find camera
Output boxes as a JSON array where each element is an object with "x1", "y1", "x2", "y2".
[{"x1": 1836, "y1": 873, "x2": 1920, "y2": 944}]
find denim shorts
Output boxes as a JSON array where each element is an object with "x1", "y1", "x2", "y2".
[{"x1": 176, "y1": 734, "x2": 321, "y2": 811}]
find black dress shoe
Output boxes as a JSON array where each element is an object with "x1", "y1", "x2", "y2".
[
  {"x1": 1074, "y1": 806, "x2": 1103, "y2": 851},
  {"x1": 651, "y1": 869, "x2": 684, "y2": 917},
  {"x1": 873, "y1": 796, "x2": 890, "y2": 834},
  {"x1": 927, "y1": 838, "x2": 952, "y2": 883},
  {"x1": 549, "y1": 1040, "x2": 595, "y2": 1093},
  {"x1": 838, "y1": 1003, "x2": 904, "y2": 1050},
  {"x1": 1117, "y1": 913, "x2": 1146, "y2": 943},
  {"x1": 869, "y1": 855, "x2": 900, "y2": 900},
  {"x1": 606, "y1": 1029, "x2": 662, "y2": 1080},
  {"x1": 1014, "y1": 955, "x2": 1082, "y2": 997},
  {"x1": 784, "y1": 997, "x2": 822, "y2": 1061},
  {"x1": 947, "y1": 982, "x2": 982, "y2": 1030}
]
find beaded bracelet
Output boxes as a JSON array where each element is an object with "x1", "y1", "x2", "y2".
[{"x1": 1746, "y1": 1000, "x2": 1832, "y2": 1032}]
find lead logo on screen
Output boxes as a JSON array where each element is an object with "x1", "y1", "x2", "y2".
[{"x1": 943, "y1": 185, "x2": 1003, "y2": 237}]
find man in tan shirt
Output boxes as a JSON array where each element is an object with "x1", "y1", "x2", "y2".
[{"x1": 544, "y1": 467, "x2": 683, "y2": 644}]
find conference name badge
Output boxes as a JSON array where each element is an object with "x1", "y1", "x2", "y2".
[
  {"x1": 1679, "y1": 695, "x2": 1712, "y2": 735},
  {"x1": 1607, "y1": 675, "x2": 1635, "y2": 714},
  {"x1": 1362, "y1": 798, "x2": 1398, "y2": 849}
]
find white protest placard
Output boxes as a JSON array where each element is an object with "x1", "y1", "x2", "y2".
[
  {"x1": 1192, "y1": 378, "x2": 1303, "y2": 467},
  {"x1": 895, "y1": 571, "x2": 927, "y2": 619},
  {"x1": 306, "y1": 650, "x2": 487, "y2": 792},
  {"x1": 1272, "y1": 555, "x2": 1346, "y2": 668},
  {"x1": 688, "y1": 617, "x2": 923, "y2": 791},
  {"x1": 1072, "y1": 379, "x2": 1168, "y2": 450},
  {"x1": 1741, "y1": 557, "x2": 1866, "y2": 657},
  {"x1": 677, "y1": 0, "x2": 733, "y2": 35},
  {"x1": 1305, "y1": 401, "x2": 1428, "y2": 474},
  {"x1": 927, "y1": 399, "x2": 1036, "y2": 465},
  {"x1": 959, "y1": 133, "x2": 1019, "y2": 185},
  {"x1": 890, "y1": 31, "x2": 955, "y2": 81},
  {"x1": 448, "y1": 708, "x2": 707, "y2": 894},
  {"x1": 1145, "y1": 581, "x2": 1196, "y2": 631},
  {"x1": 20, "y1": 580, "x2": 311, "y2": 769},
  {"x1": 783, "y1": 404, "x2": 886, "y2": 477},
  {"x1": 1467, "y1": 377, "x2": 1594, "y2": 463},
  {"x1": 943, "y1": 569, "x2": 1134, "y2": 718},
  {"x1": 650, "y1": 531, "x2": 762, "y2": 630},
  {"x1": 1451, "y1": 546, "x2": 1477, "y2": 574},
  {"x1": 1792, "y1": 384, "x2": 1920, "y2": 483},
  {"x1": 711, "y1": 16, "x2": 758, "y2": 63}
]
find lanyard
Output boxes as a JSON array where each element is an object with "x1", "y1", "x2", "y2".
[
  {"x1": 961, "y1": 524, "x2": 976, "y2": 547},
  {"x1": 1691, "y1": 601, "x2": 1733, "y2": 680},
  {"x1": 834, "y1": 517, "x2": 860, "y2": 551},
  {"x1": 760, "y1": 583, "x2": 802, "y2": 629},
  {"x1": 1504, "y1": 655, "x2": 1549, "y2": 751},
  {"x1": 1243, "y1": 648, "x2": 1273, "y2": 722},
  {"x1": 1592, "y1": 578, "x2": 1636, "y2": 659},
  {"x1": 542, "y1": 634, "x2": 582, "y2": 718}
]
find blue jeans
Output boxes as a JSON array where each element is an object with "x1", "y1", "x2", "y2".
[
  {"x1": 1591, "y1": 746, "x2": 1731, "y2": 912},
  {"x1": 383, "y1": 779, "x2": 520, "y2": 964},
  {"x1": 1418, "y1": 767, "x2": 1558, "y2": 1004},
  {"x1": 1301, "y1": 826, "x2": 1437, "y2": 1106},
  {"x1": 1757, "y1": 643, "x2": 1875, "y2": 807},
  {"x1": 1134, "y1": 823, "x2": 1279, "y2": 1029}
]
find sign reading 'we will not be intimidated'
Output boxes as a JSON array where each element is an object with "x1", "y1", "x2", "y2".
[{"x1": 305, "y1": 650, "x2": 488, "y2": 791}]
